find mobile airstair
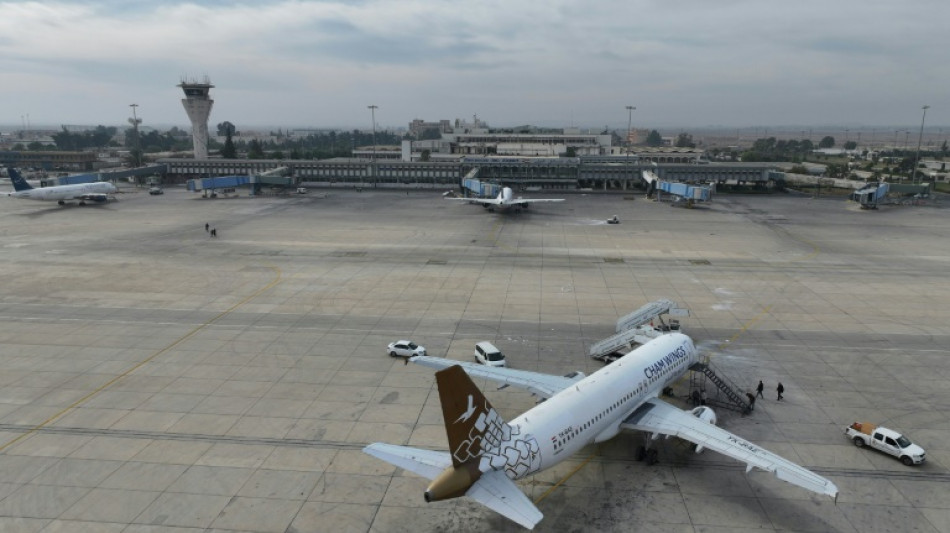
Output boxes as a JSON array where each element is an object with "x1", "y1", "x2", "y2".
[
  {"x1": 688, "y1": 361, "x2": 753, "y2": 414},
  {"x1": 589, "y1": 299, "x2": 689, "y2": 363}
]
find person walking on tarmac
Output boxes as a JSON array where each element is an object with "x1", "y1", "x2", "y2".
[
  {"x1": 776, "y1": 382, "x2": 785, "y2": 401},
  {"x1": 756, "y1": 380, "x2": 764, "y2": 399}
]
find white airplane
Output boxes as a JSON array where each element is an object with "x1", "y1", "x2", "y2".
[
  {"x1": 446, "y1": 187, "x2": 564, "y2": 211},
  {"x1": 364, "y1": 333, "x2": 838, "y2": 529},
  {"x1": 6, "y1": 167, "x2": 116, "y2": 205}
]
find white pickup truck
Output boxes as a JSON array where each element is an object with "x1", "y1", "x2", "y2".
[{"x1": 845, "y1": 422, "x2": 925, "y2": 465}]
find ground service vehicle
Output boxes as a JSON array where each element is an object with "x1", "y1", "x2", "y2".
[{"x1": 845, "y1": 422, "x2": 925, "y2": 465}]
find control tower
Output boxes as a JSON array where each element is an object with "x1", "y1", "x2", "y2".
[{"x1": 178, "y1": 77, "x2": 214, "y2": 160}]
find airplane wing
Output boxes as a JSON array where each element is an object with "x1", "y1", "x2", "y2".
[
  {"x1": 444, "y1": 197, "x2": 502, "y2": 205},
  {"x1": 78, "y1": 193, "x2": 110, "y2": 203},
  {"x1": 465, "y1": 470, "x2": 544, "y2": 530},
  {"x1": 409, "y1": 356, "x2": 581, "y2": 399},
  {"x1": 620, "y1": 399, "x2": 839, "y2": 499},
  {"x1": 363, "y1": 442, "x2": 451, "y2": 480},
  {"x1": 512, "y1": 198, "x2": 564, "y2": 204}
]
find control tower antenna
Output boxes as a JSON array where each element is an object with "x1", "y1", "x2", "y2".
[{"x1": 178, "y1": 76, "x2": 215, "y2": 160}]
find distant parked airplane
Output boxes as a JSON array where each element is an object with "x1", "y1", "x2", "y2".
[
  {"x1": 6, "y1": 167, "x2": 116, "y2": 205},
  {"x1": 365, "y1": 333, "x2": 838, "y2": 529},
  {"x1": 446, "y1": 186, "x2": 563, "y2": 212}
]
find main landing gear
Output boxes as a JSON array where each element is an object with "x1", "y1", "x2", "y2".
[{"x1": 635, "y1": 446, "x2": 658, "y2": 465}]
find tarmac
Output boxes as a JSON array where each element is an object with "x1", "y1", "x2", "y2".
[{"x1": 0, "y1": 183, "x2": 949, "y2": 532}]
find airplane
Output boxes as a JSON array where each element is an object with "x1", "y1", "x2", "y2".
[
  {"x1": 364, "y1": 333, "x2": 838, "y2": 529},
  {"x1": 5, "y1": 167, "x2": 116, "y2": 205},
  {"x1": 446, "y1": 186, "x2": 564, "y2": 212}
]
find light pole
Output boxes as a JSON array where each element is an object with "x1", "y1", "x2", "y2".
[
  {"x1": 625, "y1": 106, "x2": 635, "y2": 154},
  {"x1": 128, "y1": 104, "x2": 141, "y2": 167},
  {"x1": 625, "y1": 105, "x2": 635, "y2": 191},
  {"x1": 367, "y1": 105, "x2": 378, "y2": 186},
  {"x1": 912, "y1": 105, "x2": 930, "y2": 184}
]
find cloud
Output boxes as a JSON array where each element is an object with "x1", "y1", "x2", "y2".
[{"x1": 0, "y1": 0, "x2": 946, "y2": 128}]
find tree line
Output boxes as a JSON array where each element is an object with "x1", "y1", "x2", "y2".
[{"x1": 219, "y1": 128, "x2": 404, "y2": 160}]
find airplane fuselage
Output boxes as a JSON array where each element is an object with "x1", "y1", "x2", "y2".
[
  {"x1": 505, "y1": 333, "x2": 697, "y2": 478},
  {"x1": 451, "y1": 186, "x2": 564, "y2": 212},
  {"x1": 9, "y1": 182, "x2": 116, "y2": 203},
  {"x1": 477, "y1": 187, "x2": 519, "y2": 211},
  {"x1": 498, "y1": 187, "x2": 516, "y2": 205}
]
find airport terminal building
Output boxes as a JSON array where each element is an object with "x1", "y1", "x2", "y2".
[
  {"x1": 157, "y1": 125, "x2": 781, "y2": 192},
  {"x1": 158, "y1": 155, "x2": 781, "y2": 192}
]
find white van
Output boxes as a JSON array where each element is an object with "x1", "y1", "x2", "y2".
[{"x1": 474, "y1": 341, "x2": 506, "y2": 367}]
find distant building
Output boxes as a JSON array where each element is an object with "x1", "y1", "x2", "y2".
[
  {"x1": 408, "y1": 119, "x2": 452, "y2": 138},
  {"x1": 440, "y1": 132, "x2": 611, "y2": 157},
  {"x1": 0, "y1": 150, "x2": 98, "y2": 171},
  {"x1": 629, "y1": 147, "x2": 706, "y2": 164}
]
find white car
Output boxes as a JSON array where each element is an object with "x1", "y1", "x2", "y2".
[
  {"x1": 474, "y1": 341, "x2": 506, "y2": 367},
  {"x1": 387, "y1": 340, "x2": 426, "y2": 358}
]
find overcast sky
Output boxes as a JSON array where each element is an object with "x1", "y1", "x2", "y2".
[{"x1": 1, "y1": 0, "x2": 947, "y2": 132}]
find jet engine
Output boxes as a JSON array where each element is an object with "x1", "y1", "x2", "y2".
[{"x1": 689, "y1": 406, "x2": 717, "y2": 454}]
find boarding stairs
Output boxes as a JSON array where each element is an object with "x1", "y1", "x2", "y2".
[
  {"x1": 590, "y1": 299, "x2": 689, "y2": 362},
  {"x1": 688, "y1": 361, "x2": 752, "y2": 414}
]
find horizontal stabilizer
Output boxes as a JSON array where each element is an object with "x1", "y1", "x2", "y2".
[
  {"x1": 466, "y1": 470, "x2": 543, "y2": 530},
  {"x1": 363, "y1": 443, "x2": 451, "y2": 481}
]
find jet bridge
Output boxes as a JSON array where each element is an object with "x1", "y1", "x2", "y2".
[
  {"x1": 656, "y1": 181, "x2": 712, "y2": 207},
  {"x1": 851, "y1": 182, "x2": 889, "y2": 209},
  {"x1": 589, "y1": 299, "x2": 690, "y2": 362},
  {"x1": 460, "y1": 170, "x2": 502, "y2": 198},
  {"x1": 642, "y1": 170, "x2": 712, "y2": 207}
]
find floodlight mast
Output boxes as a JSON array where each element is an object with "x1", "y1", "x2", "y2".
[
  {"x1": 128, "y1": 104, "x2": 142, "y2": 167},
  {"x1": 368, "y1": 105, "x2": 378, "y2": 186},
  {"x1": 912, "y1": 105, "x2": 930, "y2": 184}
]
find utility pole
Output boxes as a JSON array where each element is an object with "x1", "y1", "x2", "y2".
[
  {"x1": 912, "y1": 105, "x2": 930, "y2": 184},
  {"x1": 368, "y1": 105, "x2": 378, "y2": 187}
]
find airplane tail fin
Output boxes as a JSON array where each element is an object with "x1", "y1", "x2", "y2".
[
  {"x1": 435, "y1": 364, "x2": 503, "y2": 468},
  {"x1": 364, "y1": 365, "x2": 544, "y2": 529},
  {"x1": 7, "y1": 168, "x2": 33, "y2": 191},
  {"x1": 421, "y1": 365, "x2": 511, "y2": 502}
]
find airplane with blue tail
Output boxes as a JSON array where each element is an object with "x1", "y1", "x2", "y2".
[{"x1": 6, "y1": 167, "x2": 116, "y2": 205}]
